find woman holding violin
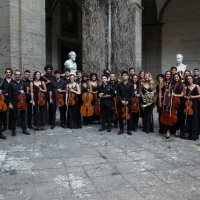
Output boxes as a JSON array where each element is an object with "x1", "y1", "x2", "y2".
[
  {"x1": 130, "y1": 74, "x2": 140, "y2": 132},
  {"x1": 164, "y1": 73, "x2": 184, "y2": 138},
  {"x1": 140, "y1": 72, "x2": 156, "y2": 133},
  {"x1": 180, "y1": 75, "x2": 200, "y2": 140},
  {"x1": 30, "y1": 71, "x2": 47, "y2": 131},
  {"x1": 66, "y1": 74, "x2": 81, "y2": 129},
  {"x1": 89, "y1": 73, "x2": 100, "y2": 123},
  {"x1": 80, "y1": 73, "x2": 93, "y2": 125}
]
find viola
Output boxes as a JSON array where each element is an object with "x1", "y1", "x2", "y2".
[
  {"x1": 17, "y1": 86, "x2": 28, "y2": 110},
  {"x1": 122, "y1": 99, "x2": 130, "y2": 120},
  {"x1": 160, "y1": 86, "x2": 180, "y2": 126},
  {"x1": 94, "y1": 101, "x2": 101, "y2": 116},
  {"x1": 0, "y1": 94, "x2": 7, "y2": 112},
  {"x1": 80, "y1": 91, "x2": 94, "y2": 117},
  {"x1": 184, "y1": 91, "x2": 193, "y2": 119},
  {"x1": 37, "y1": 86, "x2": 45, "y2": 106},
  {"x1": 57, "y1": 87, "x2": 64, "y2": 107},
  {"x1": 131, "y1": 97, "x2": 139, "y2": 113},
  {"x1": 68, "y1": 91, "x2": 76, "y2": 106}
]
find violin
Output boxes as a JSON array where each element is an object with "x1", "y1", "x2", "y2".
[
  {"x1": 80, "y1": 85, "x2": 94, "y2": 117},
  {"x1": 94, "y1": 101, "x2": 101, "y2": 116},
  {"x1": 184, "y1": 90, "x2": 193, "y2": 125},
  {"x1": 17, "y1": 85, "x2": 28, "y2": 110},
  {"x1": 37, "y1": 85, "x2": 45, "y2": 106},
  {"x1": 57, "y1": 86, "x2": 64, "y2": 107},
  {"x1": 93, "y1": 93, "x2": 98, "y2": 101},
  {"x1": 160, "y1": 85, "x2": 180, "y2": 126},
  {"x1": 131, "y1": 96, "x2": 139, "y2": 113},
  {"x1": 0, "y1": 77, "x2": 7, "y2": 112},
  {"x1": 122, "y1": 99, "x2": 130, "y2": 120},
  {"x1": 68, "y1": 87, "x2": 76, "y2": 106}
]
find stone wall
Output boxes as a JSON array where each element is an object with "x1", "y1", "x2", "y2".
[
  {"x1": 0, "y1": 0, "x2": 46, "y2": 77},
  {"x1": 162, "y1": 0, "x2": 200, "y2": 72}
]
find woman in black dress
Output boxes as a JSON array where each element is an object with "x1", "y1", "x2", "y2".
[
  {"x1": 130, "y1": 74, "x2": 140, "y2": 132},
  {"x1": 30, "y1": 71, "x2": 48, "y2": 130},
  {"x1": 66, "y1": 74, "x2": 81, "y2": 129},
  {"x1": 80, "y1": 74, "x2": 92, "y2": 125},
  {"x1": 140, "y1": 72, "x2": 156, "y2": 133},
  {"x1": 165, "y1": 73, "x2": 184, "y2": 138},
  {"x1": 89, "y1": 73, "x2": 100, "y2": 123},
  {"x1": 180, "y1": 75, "x2": 200, "y2": 140}
]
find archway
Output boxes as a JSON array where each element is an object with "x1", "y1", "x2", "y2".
[{"x1": 46, "y1": 0, "x2": 82, "y2": 72}]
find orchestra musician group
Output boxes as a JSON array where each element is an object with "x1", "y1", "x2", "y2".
[{"x1": 0, "y1": 65, "x2": 200, "y2": 142}]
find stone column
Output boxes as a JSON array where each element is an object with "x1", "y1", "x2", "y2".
[{"x1": 0, "y1": 0, "x2": 46, "y2": 76}]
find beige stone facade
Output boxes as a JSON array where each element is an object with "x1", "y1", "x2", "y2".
[{"x1": 0, "y1": 0, "x2": 200, "y2": 78}]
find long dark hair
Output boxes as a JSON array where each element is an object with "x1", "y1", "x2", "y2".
[
  {"x1": 33, "y1": 71, "x2": 41, "y2": 81},
  {"x1": 184, "y1": 75, "x2": 196, "y2": 86},
  {"x1": 172, "y1": 73, "x2": 183, "y2": 91}
]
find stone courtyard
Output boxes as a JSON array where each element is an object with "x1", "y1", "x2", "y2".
[{"x1": 0, "y1": 110, "x2": 200, "y2": 200}]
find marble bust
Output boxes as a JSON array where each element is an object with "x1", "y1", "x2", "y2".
[
  {"x1": 176, "y1": 54, "x2": 187, "y2": 72},
  {"x1": 64, "y1": 51, "x2": 77, "y2": 75}
]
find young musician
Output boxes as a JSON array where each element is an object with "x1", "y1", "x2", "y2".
[
  {"x1": 130, "y1": 74, "x2": 140, "y2": 132},
  {"x1": 170, "y1": 66, "x2": 177, "y2": 76},
  {"x1": 138, "y1": 70, "x2": 145, "y2": 86},
  {"x1": 49, "y1": 70, "x2": 66, "y2": 129},
  {"x1": 129, "y1": 67, "x2": 135, "y2": 80},
  {"x1": 140, "y1": 72, "x2": 156, "y2": 133},
  {"x1": 165, "y1": 73, "x2": 184, "y2": 138},
  {"x1": 23, "y1": 70, "x2": 33, "y2": 129},
  {"x1": 62, "y1": 67, "x2": 71, "y2": 85},
  {"x1": 30, "y1": 71, "x2": 48, "y2": 130},
  {"x1": 80, "y1": 73, "x2": 92, "y2": 125},
  {"x1": 117, "y1": 71, "x2": 134, "y2": 135},
  {"x1": 8, "y1": 70, "x2": 31, "y2": 136},
  {"x1": 41, "y1": 65, "x2": 54, "y2": 125},
  {"x1": 0, "y1": 76, "x2": 8, "y2": 139},
  {"x1": 193, "y1": 68, "x2": 200, "y2": 85},
  {"x1": 108, "y1": 72, "x2": 119, "y2": 128},
  {"x1": 75, "y1": 70, "x2": 82, "y2": 84},
  {"x1": 180, "y1": 75, "x2": 200, "y2": 140},
  {"x1": 98, "y1": 75, "x2": 115, "y2": 132},
  {"x1": 89, "y1": 73, "x2": 100, "y2": 123},
  {"x1": 66, "y1": 74, "x2": 81, "y2": 129},
  {"x1": 2, "y1": 68, "x2": 13, "y2": 131}
]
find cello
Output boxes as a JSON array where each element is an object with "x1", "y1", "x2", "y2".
[
  {"x1": 160, "y1": 85, "x2": 180, "y2": 126},
  {"x1": 80, "y1": 83, "x2": 94, "y2": 118},
  {"x1": 0, "y1": 76, "x2": 7, "y2": 112}
]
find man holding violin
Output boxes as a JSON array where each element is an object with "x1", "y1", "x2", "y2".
[
  {"x1": 49, "y1": 70, "x2": 66, "y2": 129},
  {"x1": 8, "y1": 70, "x2": 31, "y2": 136},
  {"x1": 0, "y1": 76, "x2": 8, "y2": 139},
  {"x1": 117, "y1": 71, "x2": 134, "y2": 135},
  {"x1": 98, "y1": 74, "x2": 115, "y2": 132}
]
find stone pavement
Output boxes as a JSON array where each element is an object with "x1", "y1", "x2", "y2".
[{"x1": 1, "y1": 110, "x2": 200, "y2": 200}]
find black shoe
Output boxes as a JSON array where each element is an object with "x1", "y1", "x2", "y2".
[
  {"x1": 60, "y1": 124, "x2": 67, "y2": 129},
  {"x1": 98, "y1": 127, "x2": 106, "y2": 132},
  {"x1": 8, "y1": 126, "x2": 12, "y2": 130},
  {"x1": 118, "y1": 130, "x2": 124, "y2": 135},
  {"x1": 12, "y1": 130, "x2": 16, "y2": 137},
  {"x1": 107, "y1": 128, "x2": 111, "y2": 132},
  {"x1": 1, "y1": 126, "x2": 7, "y2": 132},
  {"x1": 114, "y1": 124, "x2": 118, "y2": 128},
  {"x1": 22, "y1": 130, "x2": 31, "y2": 135},
  {"x1": 0, "y1": 132, "x2": 7, "y2": 139},
  {"x1": 127, "y1": 130, "x2": 132, "y2": 135},
  {"x1": 50, "y1": 125, "x2": 55, "y2": 129},
  {"x1": 28, "y1": 125, "x2": 33, "y2": 129}
]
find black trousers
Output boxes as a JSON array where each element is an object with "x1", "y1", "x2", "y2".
[
  {"x1": 100, "y1": 100, "x2": 112, "y2": 128},
  {"x1": 26, "y1": 95, "x2": 32, "y2": 126},
  {"x1": 119, "y1": 103, "x2": 132, "y2": 130},
  {"x1": 51, "y1": 96, "x2": 65, "y2": 125},
  {"x1": 10, "y1": 101, "x2": 26, "y2": 130},
  {"x1": 2, "y1": 104, "x2": 11, "y2": 128},
  {"x1": 46, "y1": 93, "x2": 53, "y2": 125},
  {"x1": 0, "y1": 112, "x2": 3, "y2": 130}
]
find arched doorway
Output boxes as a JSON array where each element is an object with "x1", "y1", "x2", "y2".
[{"x1": 46, "y1": 0, "x2": 82, "y2": 72}]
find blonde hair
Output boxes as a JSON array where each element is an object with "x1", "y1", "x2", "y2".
[{"x1": 142, "y1": 72, "x2": 155, "y2": 89}]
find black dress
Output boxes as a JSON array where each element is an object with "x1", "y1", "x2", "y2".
[
  {"x1": 180, "y1": 86, "x2": 199, "y2": 140},
  {"x1": 141, "y1": 86, "x2": 154, "y2": 133},
  {"x1": 33, "y1": 82, "x2": 48, "y2": 127},
  {"x1": 67, "y1": 84, "x2": 82, "y2": 128},
  {"x1": 130, "y1": 84, "x2": 140, "y2": 131},
  {"x1": 91, "y1": 85, "x2": 100, "y2": 122}
]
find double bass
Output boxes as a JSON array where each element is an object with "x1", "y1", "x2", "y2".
[
  {"x1": 160, "y1": 85, "x2": 180, "y2": 126},
  {"x1": 0, "y1": 77, "x2": 7, "y2": 112}
]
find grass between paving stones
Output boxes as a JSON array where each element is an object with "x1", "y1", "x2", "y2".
[
  {"x1": 196, "y1": 143, "x2": 200, "y2": 146},
  {"x1": 167, "y1": 144, "x2": 171, "y2": 149},
  {"x1": 111, "y1": 166, "x2": 120, "y2": 176},
  {"x1": 163, "y1": 138, "x2": 174, "y2": 143},
  {"x1": 100, "y1": 155, "x2": 107, "y2": 160}
]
